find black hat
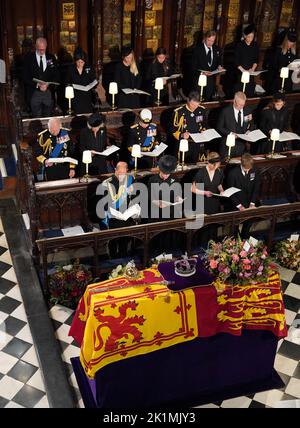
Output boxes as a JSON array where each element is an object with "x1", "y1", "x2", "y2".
[
  {"x1": 243, "y1": 24, "x2": 256, "y2": 36},
  {"x1": 121, "y1": 45, "x2": 133, "y2": 58},
  {"x1": 88, "y1": 113, "x2": 105, "y2": 128},
  {"x1": 287, "y1": 30, "x2": 297, "y2": 43},
  {"x1": 74, "y1": 47, "x2": 87, "y2": 62},
  {"x1": 158, "y1": 155, "x2": 177, "y2": 174}
]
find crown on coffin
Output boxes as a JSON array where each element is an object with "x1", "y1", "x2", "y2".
[{"x1": 174, "y1": 258, "x2": 197, "y2": 277}]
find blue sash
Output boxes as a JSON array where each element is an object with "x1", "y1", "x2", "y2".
[
  {"x1": 102, "y1": 175, "x2": 134, "y2": 228},
  {"x1": 50, "y1": 143, "x2": 64, "y2": 158}
]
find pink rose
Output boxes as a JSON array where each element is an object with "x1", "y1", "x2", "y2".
[
  {"x1": 240, "y1": 251, "x2": 248, "y2": 258},
  {"x1": 210, "y1": 260, "x2": 218, "y2": 269},
  {"x1": 232, "y1": 254, "x2": 239, "y2": 262},
  {"x1": 243, "y1": 258, "x2": 251, "y2": 264}
]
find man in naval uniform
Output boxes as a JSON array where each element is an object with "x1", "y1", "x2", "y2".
[
  {"x1": 127, "y1": 108, "x2": 160, "y2": 170},
  {"x1": 35, "y1": 117, "x2": 76, "y2": 181},
  {"x1": 170, "y1": 91, "x2": 207, "y2": 164}
]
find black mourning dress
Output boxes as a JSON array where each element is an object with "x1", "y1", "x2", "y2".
[
  {"x1": 193, "y1": 166, "x2": 223, "y2": 247},
  {"x1": 114, "y1": 62, "x2": 142, "y2": 109},
  {"x1": 193, "y1": 167, "x2": 223, "y2": 214},
  {"x1": 234, "y1": 40, "x2": 259, "y2": 98},
  {"x1": 79, "y1": 126, "x2": 108, "y2": 175},
  {"x1": 67, "y1": 64, "x2": 96, "y2": 114}
]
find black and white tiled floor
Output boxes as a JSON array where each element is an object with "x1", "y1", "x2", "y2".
[
  {"x1": 50, "y1": 264, "x2": 300, "y2": 409},
  {"x1": 0, "y1": 219, "x2": 49, "y2": 408}
]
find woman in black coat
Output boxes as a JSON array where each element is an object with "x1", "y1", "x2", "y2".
[
  {"x1": 79, "y1": 113, "x2": 108, "y2": 176},
  {"x1": 191, "y1": 152, "x2": 224, "y2": 247},
  {"x1": 270, "y1": 30, "x2": 297, "y2": 94},
  {"x1": 147, "y1": 47, "x2": 173, "y2": 106},
  {"x1": 66, "y1": 47, "x2": 97, "y2": 114},
  {"x1": 234, "y1": 24, "x2": 259, "y2": 98},
  {"x1": 259, "y1": 93, "x2": 290, "y2": 154},
  {"x1": 114, "y1": 46, "x2": 142, "y2": 109}
]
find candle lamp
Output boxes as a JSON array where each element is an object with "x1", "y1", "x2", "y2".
[
  {"x1": 179, "y1": 139, "x2": 189, "y2": 169},
  {"x1": 280, "y1": 67, "x2": 289, "y2": 92},
  {"x1": 198, "y1": 74, "x2": 207, "y2": 102},
  {"x1": 82, "y1": 150, "x2": 92, "y2": 182},
  {"x1": 131, "y1": 144, "x2": 141, "y2": 176},
  {"x1": 155, "y1": 78, "x2": 164, "y2": 106},
  {"x1": 241, "y1": 71, "x2": 250, "y2": 93},
  {"x1": 109, "y1": 82, "x2": 118, "y2": 111},
  {"x1": 270, "y1": 128, "x2": 280, "y2": 157},
  {"x1": 65, "y1": 85, "x2": 74, "y2": 115},
  {"x1": 226, "y1": 134, "x2": 236, "y2": 160}
]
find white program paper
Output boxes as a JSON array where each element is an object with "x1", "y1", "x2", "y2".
[
  {"x1": 255, "y1": 84, "x2": 266, "y2": 94},
  {"x1": 279, "y1": 132, "x2": 300, "y2": 142},
  {"x1": 288, "y1": 59, "x2": 300, "y2": 69},
  {"x1": 142, "y1": 143, "x2": 168, "y2": 157},
  {"x1": 48, "y1": 157, "x2": 78, "y2": 165},
  {"x1": 152, "y1": 198, "x2": 186, "y2": 207},
  {"x1": 212, "y1": 187, "x2": 241, "y2": 198},
  {"x1": 249, "y1": 70, "x2": 267, "y2": 76},
  {"x1": 122, "y1": 88, "x2": 151, "y2": 96},
  {"x1": 236, "y1": 130, "x2": 267, "y2": 142},
  {"x1": 199, "y1": 69, "x2": 226, "y2": 75},
  {"x1": 190, "y1": 129, "x2": 221, "y2": 143},
  {"x1": 33, "y1": 78, "x2": 60, "y2": 86},
  {"x1": 48, "y1": 156, "x2": 78, "y2": 165},
  {"x1": 72, "y1": 80, "x2": 98, "y2": 92},
  {"x1": 155, "y1": 74, "x2": 182, "y2": 81},
  {"x1": 62, "y1": 226, "x2": 84, "y2": 236},
  {"x1": 110, "y1": 204, "x2": 141, "y2": 221},
  {"x1": 93, "y1": 145, "x2": 120, "y2": 157}
]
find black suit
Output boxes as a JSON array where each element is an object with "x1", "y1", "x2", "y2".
[
  {"x1": 23, "y1": 51, "x2": 59, "y2": 117},
  {"x1": 217, "y1": 105, "x2": 254, "y2": 158},
  {"x1": 192, "y1": 43, "x2": 222, "y2": 101},
  {"x1": 226, "y1": 166, "x2": 260, "y2": 238}
]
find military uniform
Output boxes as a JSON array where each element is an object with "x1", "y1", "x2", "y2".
[
  {"x1": 171, "y1": 104, "x2": 206, "y2": 163},
  {"x1": 35, "y1": 128, "x2": 76, "y2": 181},
  {"x1": 127, "y1": 122, "x2": 159, "y2": 169}
]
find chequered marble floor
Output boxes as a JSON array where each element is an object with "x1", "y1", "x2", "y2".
[
  {"x1": 50, "y1": 265, "x2": 300, "y2": 409},
  {"x1": 0, "y1": 219, "x2": 49, "y2": 408}
]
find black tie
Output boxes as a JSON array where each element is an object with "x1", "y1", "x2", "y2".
[
  {"x1": 238, "y1": 111, "x2": 242, "y2": 129},
  {"x1": 207, "y1": 48, "x2": 212, "y2": 66},
  {"x1": 39, "y1": 56, "x2": 43, "y2": 74}
]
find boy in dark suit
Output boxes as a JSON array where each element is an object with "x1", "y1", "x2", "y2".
[
  {"x1": 23, "y1": 37, "x2": 59, "y2": 117},
  {"x1": 226, "y1": 153, "x2": 260, "y2": 238},
  {"x1": 217, "y1": 91, "x2": 254, "y2": 159},
  {"x1": 192, "y1": 30, "x2": 224, "y2": 101}
]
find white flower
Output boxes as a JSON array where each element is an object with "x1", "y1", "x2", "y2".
[{"x1": 63, "y1": 265, "x2": 73, "y2": 271}]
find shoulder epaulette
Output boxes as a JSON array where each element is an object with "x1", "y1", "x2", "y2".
[
  {"x1": 174, "y1": 104, "x2": 185, "y2": 112},
  {"x1": 38, "y1": 129, "x2": 48, "y2": 136},
  {"x1": 131, "y1": 124, "x2": 138, "y2": 129},
  {"x1": 61, "y1": 127, "x2": 71, "y2": 131}
]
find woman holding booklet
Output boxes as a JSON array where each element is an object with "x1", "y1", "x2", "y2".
[
  {"x1": 234, "y1": 25, "x2": 259, "y2": 98},
  {"x1": 259, "y1": 93, "x2": 290, "y2": 154},
  {"x1": 66, "y1": 47, "x2": 97, "y2": 114},
  {"x1": 79, "y1": 113, "x2": 109, "y2": 175},
  {"x1": 114, "y1": 46, "x2": 142, "y2": 109},
  {"x1": 147, "y1": 47, "x2": 173, "y2": 106},
  {"x1": 191, "y1": 152, "x2": 224, "y2": 246}
]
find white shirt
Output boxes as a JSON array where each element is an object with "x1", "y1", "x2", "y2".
[
  {"x1": 203, "y1": 43, "x2": 213, "y2": 66},
  {"x1": 233, "y1": 107, "x2": 244, "y2": 126},
  {"x1": 36, "y1": 52, "x2": 47, "y2": 72}
]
